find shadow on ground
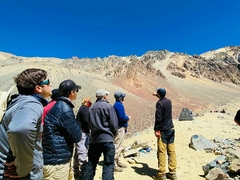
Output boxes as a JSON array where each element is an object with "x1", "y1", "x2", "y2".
[{"x1": 131, "y1": 161, "x2": 157, "y2": 179}]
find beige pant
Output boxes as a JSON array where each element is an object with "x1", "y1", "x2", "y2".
[
  {"x1": 114, "y1": 127, "x2": 125, "y2": 164},
  {"x1": 43, "y1": 160, "x2": 74, "y2": 180},
  {"x1": 157, "y1": 137, "x2": 177, "y2": 174}
]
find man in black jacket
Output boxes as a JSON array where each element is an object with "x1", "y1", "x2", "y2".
[
  {"x1": 153, "y1": 88, "x2": 177, "y2": 180},
  {"x1": 82, "y1": 89, "x2": 118, "y2": 180},
  {"x1": 42, "y1": 79, "x2": 82, "y2": 180}
]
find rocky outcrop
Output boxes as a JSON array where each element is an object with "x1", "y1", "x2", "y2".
[
  {"x1": 191, "y1": 135, "x2": 240, "y2": 179},
  {"x1": 61, "y1": 46, "x2": 240, "y2": 86},
  {"x1": 2, "y1": 46, "x2": 240, "y2": 86}
]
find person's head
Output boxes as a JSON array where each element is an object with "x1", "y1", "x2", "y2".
[
  {"x1": 156, "y1": 88, "x2": 166, "y2": 98},
  {"x1": 114, "y1": 90, "x2": 126, "y2": 102},
  {"x1": 59, "y1": 79, "x2": 81, "y2": 101},
  {"x1": 82, "y1": 97, "x2": 92, "y2": 107},
  {"x1": 14, "y1": 68, "x2": 52, "y2": 98},
  {"x1": 96, "y1": 89, "x2": 109, "y2": 100},
  {"x1": 51, "y1": 89, "x2": 60, "y2": 101}
]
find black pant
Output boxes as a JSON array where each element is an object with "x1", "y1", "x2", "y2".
[{"x1": 82, "y1": 142, "x2": 115, "y2": 180}]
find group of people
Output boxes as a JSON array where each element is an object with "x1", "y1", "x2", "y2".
[
  {"x1": 73, "y1": 89, "x2": 130, "y2": 179},
  {"x1": 0, "y1": 68, "x2": 178, "y2": 180},
  {"x1": 0, "y1": 68, "x2": 131, "y2": 180}
]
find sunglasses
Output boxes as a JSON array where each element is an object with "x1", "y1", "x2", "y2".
[{"x1": 39, "y1": 79, "x2": 50, "y2": 86}]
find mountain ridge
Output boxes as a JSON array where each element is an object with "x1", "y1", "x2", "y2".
[{"x1": 1, "y1": 45, "x2": 240, "y2": 136}]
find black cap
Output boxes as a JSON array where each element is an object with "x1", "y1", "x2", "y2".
[
  {"x1": 59, "y1": 79, "x2": 81, "y2": 95},
  {"x1": 157, "y1": 88, "x2": 166, "y2": 97}
]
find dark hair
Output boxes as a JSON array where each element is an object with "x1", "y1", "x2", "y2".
[
  {"x1": 51, "y1": 89, "x2": 60, "y2": 101},
  {"x1": 14, "y1": 68, "x2": 47, "y2": 95}
]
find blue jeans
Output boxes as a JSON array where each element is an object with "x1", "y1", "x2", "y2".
[{"x1": 82, "y1": 142, "x2": 115, "y2": 180}]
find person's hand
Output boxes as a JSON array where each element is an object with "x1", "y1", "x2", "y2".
[
  {"x1": 4, "y1": 161, "x2": 20, "y2": 178},
  {"x1": 155, "y1": 130, "x2": 161, "y2": 138},
  {"x1": 128, "y1": 116, "x2": 131, "y2": 120},
  {"x1": 152, "y1": 93, "x2": 159, "y2": 97}
]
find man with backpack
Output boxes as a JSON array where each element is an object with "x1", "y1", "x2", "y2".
[{"x1": 0, "y1": 68, "x2": 52, "y2": 179}]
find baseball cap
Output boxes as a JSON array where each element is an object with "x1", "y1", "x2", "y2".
[
  {"x1": 96, "y1": 89, "x2": 109, "y2": 98},
  {"x1": 114, "y1": 90, "x2": 126, "y2": 101},
  {"x1": 156, "y1": 88, "x2": 166, "y2": 97},
  {"x1": 59, "y1": 79, "x2": 81, "y2": 95}
]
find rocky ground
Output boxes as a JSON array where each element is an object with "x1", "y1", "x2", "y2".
[{"x1": 92, "y1": 97, "x2": 240, "y2": 180}]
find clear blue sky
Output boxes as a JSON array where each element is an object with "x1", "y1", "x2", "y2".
[{"x1": 0, "y1": 1, "x2": 240, "y2": 58}]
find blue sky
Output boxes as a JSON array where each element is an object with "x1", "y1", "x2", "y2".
[{"x1": 0, "y1": 1, "x2": 240, "y2": 58}]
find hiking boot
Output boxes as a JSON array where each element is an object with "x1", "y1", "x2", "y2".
[
  {"x1": 153, "y1": 174, "x2": 166, "y2": 180},
  {"x1": 114, "y1": 166, "x2": 123, "y2": 172},
  {"x1": 117, "y1": 162, "x2": 127, "y2": 168},
  {"x1": 166, "y1": 173, "x2": 178, "y2": 180}
]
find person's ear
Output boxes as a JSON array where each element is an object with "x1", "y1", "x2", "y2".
[
  {"x1": 103, "y1": 94, "x2": 108, "y2": 100},
  {"x1": 34, "y1": 85, "x2": 42, "y2": 93}
]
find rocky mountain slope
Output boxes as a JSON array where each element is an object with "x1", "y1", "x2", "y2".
[{"x1": 1, "y1": 46, "x2": 240, "y2": 136}]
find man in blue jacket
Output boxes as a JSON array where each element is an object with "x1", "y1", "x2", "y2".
[
  {"x1": 113, "y1": 90, "x2": 130, "y2": 172},
  {"x1": 82, "y1": 89, "x2": 118, "y2": 180},
  {"x1": 0, "y1": 68, "x2": 52, "y2": 179},
  {"x1": 42, "y1": 79, "x2": 82, "y2": 180}
]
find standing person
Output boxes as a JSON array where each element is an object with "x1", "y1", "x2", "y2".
[
  {"x1": 42, "y1": 79, "x2": 82, "y2": 180},
  {"x1": 0, "y1": 68, "x2": 52, "y2": 179},
  {"x1": 82, "y1": 89, "x2": 118, "y2": 180},
  {"x1": 42, "y1": 88, "x2": 60, "y2": 125},
  {"x1": 153, "y1": 88, "x2": 177, "y2": 180},
  {"x1": 73, "y1": 97, "x2": 92, "y2": 178},
  {"x1": 113, "y1": 90, "x2": 130, "y2": 172}
]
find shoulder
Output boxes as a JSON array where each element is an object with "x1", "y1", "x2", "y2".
[
  {"x1": 19, "y1": 95, "x2": 43, "y2": 108},
  {"x1": 114, "y1": 101, "x2": 123, "y2": 107},
  {"x1": 161, "y1": 97, "x2": 171, "y2": 103},
  {"x1": 81, "y1": 105, "x2": 88, "y2": 109},
  {"x1": 12, "y1": 95, "x2": 44, "y2": 116},
  {"x1": 79, "y1": 105, "x2": 88, "y2": 112},
  {"x1": 93, "y1": 99, "x2": 111, "y2": 107},
  {"x1": 57, "y1": 97, "x2": 74, "y2": 108}
]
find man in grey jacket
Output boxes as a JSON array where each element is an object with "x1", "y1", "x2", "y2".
[
  {"x1": 82, "y1": 89, "x2": 118, "y2": 180},
  {"x1": 0, "y1": 68, "x2": 52, "y2": 179}
]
